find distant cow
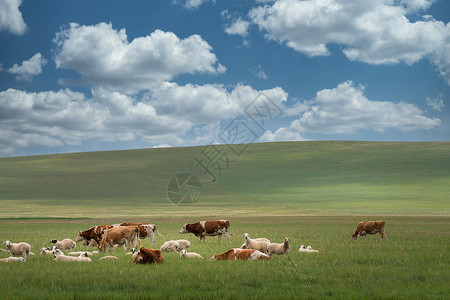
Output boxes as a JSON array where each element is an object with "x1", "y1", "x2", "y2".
[
  {"x1": 209, "y1": 248, "x2": 270, "y2": 261},
  {"x1": 119, "y1": 223, "x2": 164, "y2": 245},
  {"x1": 133, "y1": 247, "x2": 164, "y2": 264},
  {"x1": 179, "y1": 220, "x2": 232, "y2": 243},
  {"x1": 351, "y1": 221, "x2": 388, "y2": 240},
  {"x1": 98, "y1": 226, "x2": 140, "y2": 252},
  {"x1": 75, "y1": 225, "x2": 114, "y2": 249}
]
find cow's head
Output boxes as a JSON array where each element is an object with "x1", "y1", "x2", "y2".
[
  {"x1": 351, "y1": 233, "x2": 359, "y2": 240},
  {"x1": 75, "y1": 232, "x2": 85, "y2": 242},
  {"x1": 209, "y1": 254, "x2": 217, "y2": 261},
  {"x1": 179, "y1": 224, "x2": 190, "y2": 234}
]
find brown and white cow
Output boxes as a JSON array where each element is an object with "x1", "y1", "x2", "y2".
[
  {"x1": 98, "y1": 226, "x2": 140, "y2": 252},
  {"x1": 179, "y1": 220, "x2": 232, "y2": 243},
  {"x1": 209, "y1": 248, "x2": 270, "y2": 261},
  {"x1": 351, "y1": 220, "x2": 388, "y2": 240},
  {"x1": 119, "y1": 222, "x2": 164, "y2": 245},
  {"x1": 133, "y1": 247, "x2": 164, "y2": 264},
  {"x1": 75, "y1": 225, "x2": 114, "y2": 249}
]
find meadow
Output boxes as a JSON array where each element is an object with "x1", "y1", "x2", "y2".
[{"x1": 0, "y1": 141, "x2": 449, "y2": 299}]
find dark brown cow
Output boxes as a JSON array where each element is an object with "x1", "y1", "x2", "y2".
[
  {"x1": 209, "y1": 248, "x2": 270, "y2": 261},
  {"x1": 119, "y1": 222, "x2": 164, "y2": 245},
  {"x1": 133, "y1": 247, "x2": 164, "y2": 264},
  {"x1": 179, "y1": 220, "x2": 232, "y2": 243},
  {"x1": 75, "y1": 225, "x2": 114, "y2": 249},
  {"x1": 351, "y1": 221, "x2": 388, "y2": 240}
]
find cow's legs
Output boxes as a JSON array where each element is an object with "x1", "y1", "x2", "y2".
[
  {"x1": 224, "y1": 232, "x2": 231, "y2": 243},
  {"x1": 217, "y1": 234, "x2": 222, "y2": 242},
  {"x1": 380, "y1": 230, "x2": 388, "y2": 240},
  {"x1": 198, "y1": 234, "x2": 203, "y2": 242}
]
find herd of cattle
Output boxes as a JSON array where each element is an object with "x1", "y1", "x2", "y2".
[{"x1": 0, "y1": 220, "x2": 387, "y2": 264}]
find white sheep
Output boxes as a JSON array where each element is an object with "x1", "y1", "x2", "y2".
[
  {"x1": 125, "y1": 248, "x2": 137, "y2": 255},
  {"x1": 0, "y1": 256, "x2": 26, "y2": 262},
  {"x1": 160, "y1": 240, "x2": 180, "y2": 252},
  {"x1": 174, "y1": 239, "x2": 191, "y2": 250},
  {"x1": 298, "y1": 245, "x2": 319, "y2": 253},
  {"x1": 267, "y1": 237, "x2": 290, "y2": 257},
  {"x1": 68, "y1": 251, "x2": 99, "y2": 256},
  {"x1": 50, "y1": 239, "x2": 76, "y2": 251},
  {"x1": 180, "y1": 249, "x2": 203, "y2": 259},
  {"x1": 240, "y1": 237, "x2": 270, "y2": 249},
  {"x1": 242, "y1": 233, "x2": 270, "y2": 254},
  {"x1": 53, "y1": 249, "x2": 91, "y2": 262},
  {"x1": 40, "y1": 247, "x2": 54, "y2": 256},
  {"x1": 3, "y1": 240, "x2": 31, "y2": 260},
  {"x1": 99, "y1": 256, "x2": 119, "y2": 260}
]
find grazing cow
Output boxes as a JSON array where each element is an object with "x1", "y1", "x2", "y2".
[
  {"x1": 351, "y1": 221, "x2": 388, "y2": 240},
  {"x1": 209, "y1": 248, "x2": 270, "y2": 261},
  {"x1": 75, "y1": 225, "x2": 114, "y2": 248},
  {"x1": 133, "y1": 247, "x2": 164, "y2": 264},
  {"x1": 179, "y1": 220, "x2": 232, "y2": 243},
  {"x1": 119, "y1": 222, "x2": 164, "y2": 245},
  {"x1": 98, "y1": 226, "x2": 140, "y2": 252}
]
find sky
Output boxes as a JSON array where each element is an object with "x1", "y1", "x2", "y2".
[{"x1": 0, "y1": 0, "x2": 449, "y2": 157}]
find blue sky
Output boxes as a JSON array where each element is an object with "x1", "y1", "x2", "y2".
[{"x1": 0, "y1": 0, "x2": 449, "y2": 157}]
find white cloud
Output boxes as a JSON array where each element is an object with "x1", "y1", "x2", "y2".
[
  {"x1": 250, "y1": 65, "x2": 268, "y2": 80},
  {"x1": 288, "y1": 81, "x2": 441, "y2": 134},
  {"x1": 259, "y1": 127, "x2": 304, "y2": 142},
  {"x1": 7, "y1": 53, "x2": 47, "y2": 81},
  {"x1": 53, "y1": 22, "x2": 225, "y2": 94},
  {"x1": 426, "y1": 93, "x2": 445, "y2": 112},
  {"x1": 0, "y1": 0, "x2": 27, "y2": 35},
  {"x1": 225, "y1": 18, "x2": 251, "y2": 37},
  {"x1": 399, "y1": 0, "x2": 434, "y2": 13},
  {"x1": 249, "y1": 0, "x2": 450, "y2": 84},
  {"x1": 0, "y1": 83, "x2": 288, "y2": 156},
  {"x1": 184, "y1": 0, "x2": 215, "y2": 9}
]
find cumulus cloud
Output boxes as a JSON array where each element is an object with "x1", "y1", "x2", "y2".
[
  {"x1": 53, "y1": 22, "x2": 225, "y2": 93},
  {"x1": 0, "y1": 83, "x2": 288, "y2": 156},
  {"x1": 249, "y1": 0, "x2": 450, "y2": 84},
  {"x1": 183, "y1": 0, "x2": 215, "y2": 9},
  {"x1": 0, "y1": 0, "x2": 27, "y2": 35},
  {"x1": 426, "y1": 93, "x2": 445, "y2": 112},
  {"x1": 7, "y1": 53, "x2": 47, "y2": 81},
  {"x1": 225, "y1": 18, "x2": 251, "y2": 37},
  {"x1": 264, "y1": 81, "x2": 441, "y2": 142}
]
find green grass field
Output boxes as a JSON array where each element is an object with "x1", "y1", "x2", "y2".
[{"x1": 0, "y1": 141, "x2": 449, "y2": 299}]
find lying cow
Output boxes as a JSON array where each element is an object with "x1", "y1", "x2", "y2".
[
  {"x1": 209, "y1": 248, "x2": 270, "y2": 261},
  {"x1": 119, "y1": 222, "x2": 164, "y2": 245},
  {"x1": 351, "y1": 220, "x2": 388, "y2": 240},
  {"x1": 75, "y1": 225, "x2": 114, "y2": 249},
  {"x1": 133, "y1": 247, "x2": 164, "y2": 264},
  {"x1": 179, "y1": 220, "x2": 232, "y2": 243},
  {"x1": 98, "y1": 226, "x2": 140, "y2": 252}
]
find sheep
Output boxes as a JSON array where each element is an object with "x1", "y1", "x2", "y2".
[
  {"x1": 0, "y1": 256, "x2": 26, "y2": 263},
  {"x1": 298, "y1": 245, "x2": 319, "y2": 253},
  {"x1": 68, "y1": 251, "x2": 99, "y2": 256},
  {"x1": 3, "y1": 240, "x2": 31, "y2": 260},
  {"x1": 267, "y1": 237, "x2": 290, "y2": 257},
  {"x1": 125, "y1": 248, "x2": 137, "y2": 255},
  {"x1": 53, "y1": 249, "x2": 91, "y2": 262},
  {"x1": 180, "y1": 249, "x2": 204, "y2": 259},
  {"x1": 240, "y1": 237, "x2": 270, "y2": 249},
  {"x1": 242, "y1": 233, "x2": 270, "y2": 254},
  {"x1": 50, "y1": 239, "x2": 76, "y2": 251},
  {"x1": 160, "y1": 240, "x2": 180, "y2": 252},
  {"x1": 175, "y1": 239, "x2": 191, "y2": 250},
  {"x1": 99, "y1": 256, "x2": 119, "y2": 260},
  {"x1": 40, "y1": 247, "x2": 54, "y2": 256}
]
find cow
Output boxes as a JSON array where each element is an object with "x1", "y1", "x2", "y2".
[
  {"x1": 209, "y1": 248, "x2": 270, "y2": 261},
  {"x1": 75, "y1": 225, "x2": 114, "y2": 249},
  {"x1": 119, "y1": 222, "x2": 164, "y2": 245},
  {"x1": 179, "y1": 220, "x2": 232, "y2": 243},
  {"x1": 98, "y1": 226, "x2": 140, "y2": 252},
  {"x1": 351, "y1": 220, "x2": 388, "y2": 240},
  {"x1": 133, "y1": 247, "x2": 164, "y2": 264}
]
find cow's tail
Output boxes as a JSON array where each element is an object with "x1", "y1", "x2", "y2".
[
  {"x1": 154, "y1": 226, "x2": 164, "y2": 239},
  {"x1": 133, "y1": 227, "x2": 141, "y2": 248},
  {"x1": 226, "y1": 220, "x2": 233, "y2": 236}
]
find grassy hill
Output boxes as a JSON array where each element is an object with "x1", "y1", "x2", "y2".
[{"x1": 0, "y1": 141, "x2": 449, "y2": 218}]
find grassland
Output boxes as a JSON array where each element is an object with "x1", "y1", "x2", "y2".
[{"x1": 0, "y1": 141, "x2": 449, "y2": 299}]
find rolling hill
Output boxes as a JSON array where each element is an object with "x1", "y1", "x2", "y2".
[{"x1": 0, "y1": 141, "x2": 449, "y2": 218}]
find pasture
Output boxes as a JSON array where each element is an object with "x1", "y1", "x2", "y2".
[{"x1": 0, "y1": 141, "x2": 449, "y2": 298}]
